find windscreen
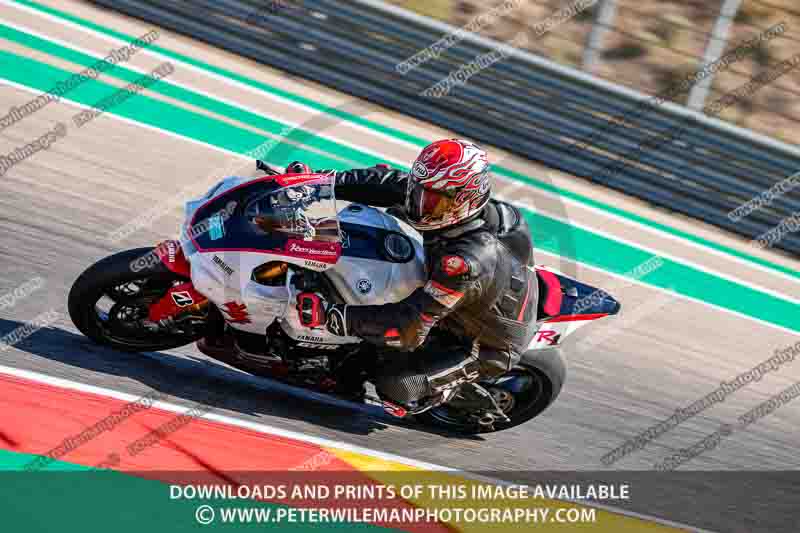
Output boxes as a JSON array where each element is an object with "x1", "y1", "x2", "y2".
[{"x1": 244, "y1": 176, "x2": 340, "y2": 244}]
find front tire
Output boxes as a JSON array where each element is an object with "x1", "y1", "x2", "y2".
[
  {"x1": 68, "y1": 247, "x2": 203, "y2": 352},
  {"x1": 418, "y1": 348, "x2": 566, "y2": 434}
]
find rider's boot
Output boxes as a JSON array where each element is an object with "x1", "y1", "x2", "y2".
[
  {"x1": 374, "y1": 351, "x2": 510, "y2": 424},
  {"x1": 196, "y1": 305, "x2": 229, "y2": 354},
  {"x1": 447, "y1": 382, "x2": 510, "y2": 425}
]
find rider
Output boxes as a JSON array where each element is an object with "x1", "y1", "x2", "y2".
[{"x1": 289, "y1": 140, "x2": 538, "y2": 424}]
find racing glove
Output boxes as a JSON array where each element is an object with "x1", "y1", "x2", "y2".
[{"x1": 295, "y1": 292, "x2": 347, "y2": 336}]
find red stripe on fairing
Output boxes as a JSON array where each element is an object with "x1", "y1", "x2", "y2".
[
  {"x1": 517, "y1": 277, "x2": 532, "y2": 321},
  {"x1": 153, "y1": 240, "x2": 191, "y2": 278},
  {"x1": 545, "y1": 313, "x2": 609, "y2": 323},
  {"x1": 0, "y1": 373, "x2": 448, "y2": 532},
  {"x1": 195, "y1": 248, "x2": 341, "y2": 264},
  {"x1": 274, "y1": 174, "x2": 329, "y2": 187},
  {"x1": 535, "y1": 268, "x2": 563, "y2": 317},
  {"x1": 428, "y1": 280, "x2": 464, "y2": 298},
  {"x1": 284, "y1": 239, "x2": 342, "y2": 263}
]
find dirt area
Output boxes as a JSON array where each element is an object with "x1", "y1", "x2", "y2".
[{"x1": 387, "y1": 0, "x2": 800, "y2": 145}]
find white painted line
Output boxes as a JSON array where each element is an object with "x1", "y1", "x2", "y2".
[
  {"x1": 497, "y1": 173, "x2": 800, "y2": 289},
  {"x1": 491, "y1": 179, "x2": 527, "y2": 204},
  {"x1": 4, "y1": 19, "x2": 793, "y2": 310},
  {"x1": 5, "y1": 0, "x2": 798, "y2": 292},
  {"x1": 0, "y1": 361, "x2": 712, "y2": 532},
  {"x1": 500, "y1": 192, "x2": 800, "y2": 306},
  {"x1": 1, "y1": 77, "x2": 795, "y2": 338},
  {"x1": 0, "y1": 361, "x2": 451, "y2": 469},
  {"x1": 534, "y1": 247, "x2": 800, "y2": 338},
  {"x1": 0, "y1": 5, "x2": 420, "y2": 155}
]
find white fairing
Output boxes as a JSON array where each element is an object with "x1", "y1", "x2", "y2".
[
  {"x1": 526, "y1": 266, "x2": 602, "y2": 351},
  {"x1": 181, "y1": 176, "x2": 426, "y2": 347},
  {"x1": 327, "y1": 204, "x2": 426, "y2": 305}
]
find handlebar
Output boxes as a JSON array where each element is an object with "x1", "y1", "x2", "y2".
[{"x1": 256, "y1": 160, "x2": 281, "y2": 175}]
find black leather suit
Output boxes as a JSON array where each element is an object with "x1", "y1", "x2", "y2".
[{"x1": 331, "y1": 165, "x2": 539, "y2": 405}]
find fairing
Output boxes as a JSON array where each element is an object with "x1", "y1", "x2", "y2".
[
  {"x1": 179, "y1": 172, "x2": 426, "y2": 344},
  {"x1": 527, "y1": 266, "x2": 621, "y2": 350}
]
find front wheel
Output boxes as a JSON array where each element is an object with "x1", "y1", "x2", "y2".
[
  {"x1": 68, "y1": 247, "x2": 205, "y2": 352},
  {"x1": 417, "y1": 348, "x2": 566, "y2": 434}
]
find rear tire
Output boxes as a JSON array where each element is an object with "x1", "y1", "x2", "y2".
[
  {"x1": 418, "y1": 347, "x2": 566, "y2": 434},
  {"x1": 68, "y1": 247, "x2": 203, "y2": 352}
]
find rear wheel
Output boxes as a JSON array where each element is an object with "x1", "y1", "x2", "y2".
[
  {"x1": 417, "y1": 348, "x2": 565, "y2": 434},
  {"x1": 68, "y1": 247, "x2": 204, "y2": 352}
]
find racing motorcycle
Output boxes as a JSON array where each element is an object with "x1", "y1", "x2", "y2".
[{"x1": 68, "y1": 161, "x2": 620, "y2": 434}]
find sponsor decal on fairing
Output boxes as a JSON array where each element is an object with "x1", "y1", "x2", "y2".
[
  {"x1": 212, "y1": 255, "x2": 234, "y2": 276},
  {"x1": 171, "y1": 291, "x2": 194, "y2": 307},
  {"x1": 357, "y1": 279, "x2": 373, "y2": 294}
]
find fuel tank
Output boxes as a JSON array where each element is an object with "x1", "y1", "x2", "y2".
[{"x1": 325, "y1": 203, "x2": 426, "y2": 305}]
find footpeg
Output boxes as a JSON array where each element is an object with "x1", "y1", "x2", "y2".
[{"x1": 451, "y1": 383, "x2": 511, "y2": 424}]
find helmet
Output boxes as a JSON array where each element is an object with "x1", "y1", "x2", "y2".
[
  {"x1": 405, "y1": 139, "x2": 491, "y2": 231},
  {"x1": 285, "y1": 161, "x2": 312, "y2": 174}
]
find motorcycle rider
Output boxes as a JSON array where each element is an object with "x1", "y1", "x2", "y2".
[{"x1": 291, "y1": 140, "x2": 539, "y2": 425}]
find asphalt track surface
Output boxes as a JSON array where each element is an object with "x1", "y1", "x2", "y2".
[{"x1": 1, "y1": 1, "x2": 799, "y2": 532}]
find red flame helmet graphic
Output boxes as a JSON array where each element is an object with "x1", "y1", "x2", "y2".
[{"x1": 406, "y1": 139, "x2": 491, "y2": 231}]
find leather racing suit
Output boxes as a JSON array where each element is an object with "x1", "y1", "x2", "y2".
[{"x1": 329, "y1": 164, "x2": 539, "y2": 412}]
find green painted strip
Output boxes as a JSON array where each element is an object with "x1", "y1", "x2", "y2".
[
  {"x1": 1, "y1": 51, "x2": 797, "y2": 332},
  {"x1": 0, "y1": 450, "x2": 382, "y2": 531},
  {"x1": 0, "y1": 25, "x2": 370, "y2": 166},
  {"x1": 0, "y1": 448, "x2": 90, "y2": 471},
  {"x1": 526, "y1": 212, "x2": 799, "y2": 330},
  {"x1": 0, "y1": 49, "x2": 346, "y2": 170},
  {"x1": 9, "y1": 0, "x2": 800, "y2": 281},
  {"x1": 7, "y1": 0, "x2": 423, "y2": 145}
]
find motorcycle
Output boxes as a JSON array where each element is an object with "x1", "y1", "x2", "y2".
[{"x1": 68, "y1": 161, "x2": 620, "y2": 434}]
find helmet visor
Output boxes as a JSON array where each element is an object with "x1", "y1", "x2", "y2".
[{"x1": 406, "y1": 182, "x2": 455, "y2": 225}]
